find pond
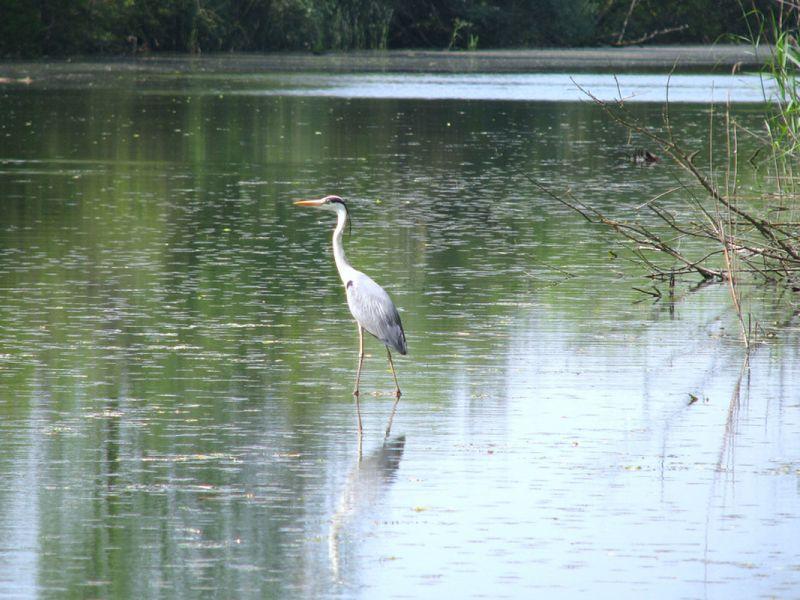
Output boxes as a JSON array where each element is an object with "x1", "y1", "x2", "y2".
[{"x1": 0, "y1": 58, "x2": 798, "y2": 598}]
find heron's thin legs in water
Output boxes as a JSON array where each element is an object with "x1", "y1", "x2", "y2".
[
  {"x1": 384, "y1": 348, "x2": 402, "y2": 437},
  {"x1": 387, "y1": 348, "x2": 402, "y2": 398},
  {"x1": 353, "y1": 325, "x2": 365, "y2": 433}
]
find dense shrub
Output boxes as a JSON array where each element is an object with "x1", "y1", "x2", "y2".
[{"x1": 0, "y1": 0, "x2": 779, "y2": 56}]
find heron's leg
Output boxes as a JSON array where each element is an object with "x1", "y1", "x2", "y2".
[
  {"x1": 384, "y1": 348, "x2": 401, "y2": 438},
  {"x1": 354, "y1": 325, "x2": 365, "y2": 395},
  {"x1": 386, "y1": 348, "x2": 401, "y2": 398},
  {"x1": 353, "y1": 325, "x2": 365, "y2": 433}
]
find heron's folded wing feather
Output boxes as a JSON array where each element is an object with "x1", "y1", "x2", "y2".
[{"x1": 345, "y1": 273, "x2": 407, "y2": 355}]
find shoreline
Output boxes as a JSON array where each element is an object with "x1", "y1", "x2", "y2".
[{"x1": 0, "y1": 45, "x2": 770, "y2": 76}]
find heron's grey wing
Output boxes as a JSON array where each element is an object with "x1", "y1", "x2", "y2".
[{"x1": 345, "y1": 272, "x2": 407, "y2": 355}]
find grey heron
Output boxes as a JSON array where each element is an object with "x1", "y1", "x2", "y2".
[{"x1": 294, "y1": 195, "x2": 407, "y2": 432}]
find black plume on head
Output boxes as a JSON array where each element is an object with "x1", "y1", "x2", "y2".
[{"x1": 325, "y1": 195, "x2": 351, "y2": 236}]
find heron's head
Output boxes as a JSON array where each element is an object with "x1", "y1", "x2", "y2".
[
  {"x1": 294, "y1": 195, "x2": 348, "y2": 214},
  {"x1": 294, "y1": 195, "x2": 351, "y2": 235}
]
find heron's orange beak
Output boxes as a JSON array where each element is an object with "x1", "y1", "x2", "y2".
[{"x1": 294, "y1": 199, "x2": 325, "y2": 207}]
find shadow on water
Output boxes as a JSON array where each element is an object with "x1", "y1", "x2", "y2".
[
  {"x1": 329, "y1": 435, "x2": 406, "y2": 585},
  {"x1": 715, "y1": 354, "x2": 751, "y2": 476},
  {"x1": 657, "y1": 346, "x2": 753, "y2": 481},
  {"x1": 383, "y1": 394, "x2": 402, "y2": 440},
  {"x1": 703, "y1": 353, "x2": 752, "y2": 593}
]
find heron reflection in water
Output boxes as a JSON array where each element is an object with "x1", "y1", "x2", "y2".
[
  {"x1": 294, "y1": 195, "x2": 407, "y2": 434},
  {"x1": 329, "y1": 435, "x2": 406, "y2": 582}
]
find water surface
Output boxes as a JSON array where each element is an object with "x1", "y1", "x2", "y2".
[
  {"x1": 0, "y1": 61, "x2": 798, "y2": 598},
  {"x1": 224, "y1": 72, "x2": 774, "y2": 102}
]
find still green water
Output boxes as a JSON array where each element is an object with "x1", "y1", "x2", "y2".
[{"x1": 0, "y1": 61, "x2": 798, "y2": 598}]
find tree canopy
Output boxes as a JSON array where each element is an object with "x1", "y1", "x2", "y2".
[{"x1": 0, "y1": 0, "x2": 778, "y2": 57}]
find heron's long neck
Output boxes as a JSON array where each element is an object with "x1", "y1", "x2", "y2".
[{"x1": 332, "y1": 207, "x2": 353, "y2": 283}]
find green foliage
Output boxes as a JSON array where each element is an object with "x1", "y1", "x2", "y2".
[
  {"x1": 597, "y1": 0, "x2": 774, "y2": 45},
  {"x1": 0, "y1": 1, "x2": 43, "y2": 57},
  {"x1": 447, "y1": 18, "x2": 472, "y2": 50},
  {"x1": 734, "y1": 2, "x2": 800, "y2": 157},
  {"x1": 308, "y1": 0, "x2": 394, "y2": 50},
  {"x1": 766, "y1": 18, "x2": 800, "y2": 152},
  {"x1": 0, "y1": 0, "x2": 781, "y2": 56}
]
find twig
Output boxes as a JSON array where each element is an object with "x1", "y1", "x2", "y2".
[
  {"x1": 720, "y1": 219, "x2": 751, "y2": 349},
  {"x1": 616, "y1": 0, "x2": 639, "y2": 45},
  {"x1": 613, "y1": 24, "x2": 689, "y2": 46},
  {"x1": 571, "y1": 78, "x2": 800, "y2": 262},
  {"x1": 632, "y1": 285, "x2": 662, "y2": 298}
]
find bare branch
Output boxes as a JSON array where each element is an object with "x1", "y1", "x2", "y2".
[{"x1": 613, "y1": 24, "x2": 689, "y2": 47}]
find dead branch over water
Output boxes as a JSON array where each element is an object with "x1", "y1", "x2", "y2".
[
  {"x1": 525, "y1": 81, "x2": 800, "y2": 347},
  {"x1": 531, "y1": 82, "x2": 800, "y2": 289}
]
